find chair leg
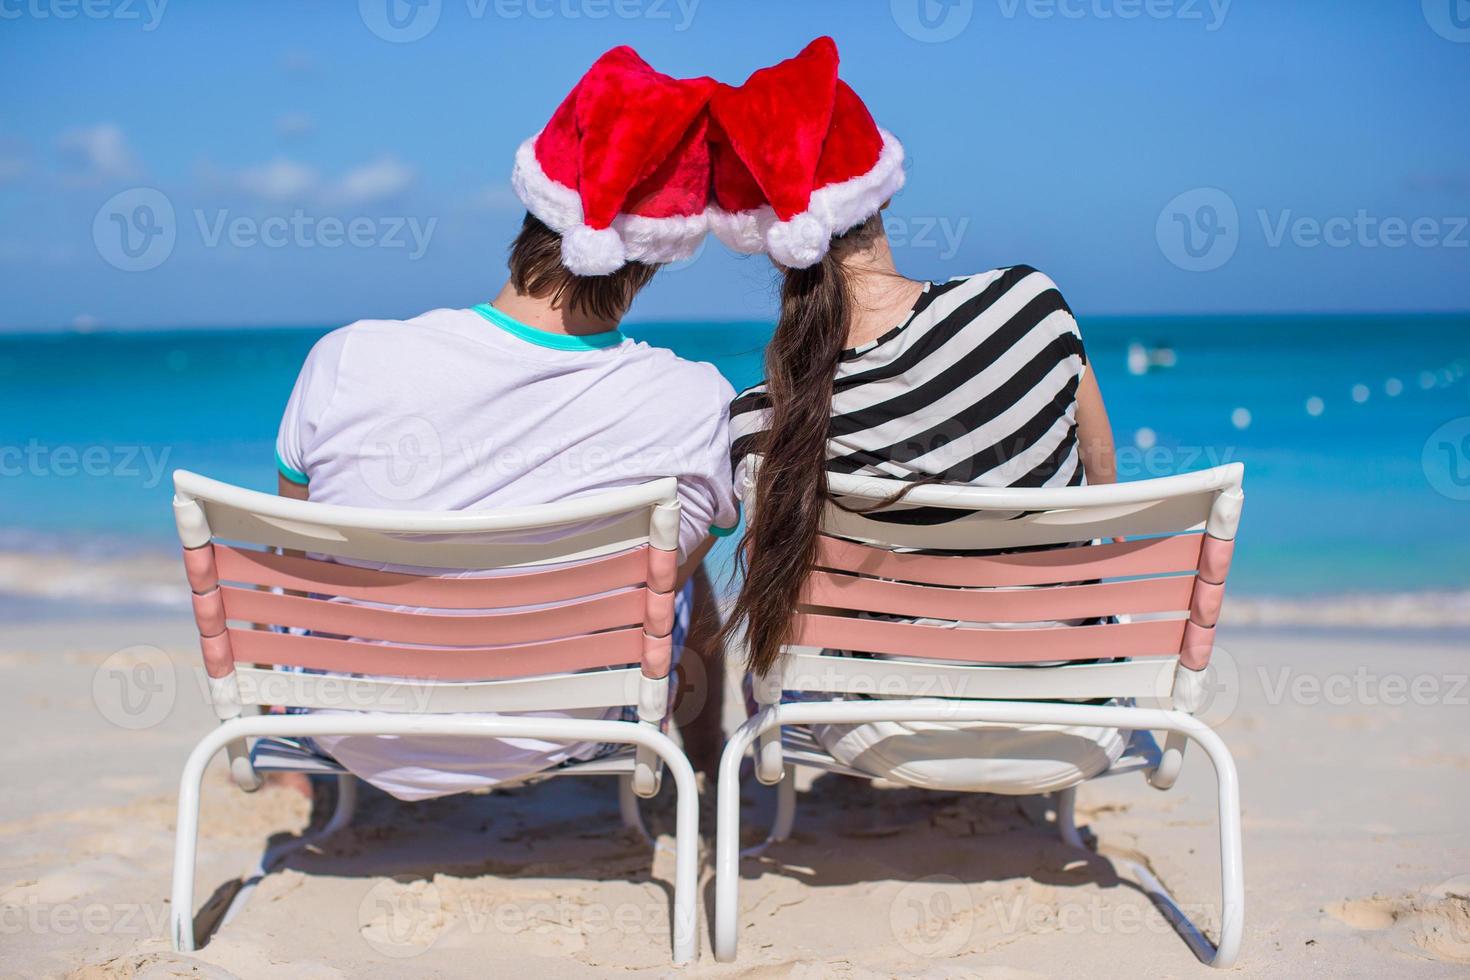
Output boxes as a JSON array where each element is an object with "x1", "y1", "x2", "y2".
[
  {"x1": 770, "y1": 765, "x2": 796, "y2": 843},
  {"x1": 661, "y1": 745, "x2": 700, "y2": 964},
  {"x1": 1054, "y1": 785, "x2": 1086, "y2": 849},
  {"x1": 618, "y1": 774, "x2": 655, "y2": 846},
  {"x1": 739, "y1": 764, "x2": 797, "y2": 859},
  {"x1": 220, "y1": 773, "x2": 363, "y2": 932},
  {"x1": 714, "y1": 713, "x2": 770, "y2": 962},
  {"x1": 320, "y1": 773, "x2": 358, "y2": 837},
  {"x1": 620, "y1": 729, "x2": 700, "y2": 963},
  {"x1": 170, "y1": 734, "x2": 214, "y2": 952},
  {"x1": 1193, "y1": 731, "x2": 1244, "y2": 968},
  {"x1": 1055, "y1": 738, "x2": 1244, "y2": 969},
  {"x1": 1128, "y1": 730, "x2": 1243, "y2": 969}
]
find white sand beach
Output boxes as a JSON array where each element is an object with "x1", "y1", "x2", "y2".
[{"x1": 3, "y1": 606, "x2": 1468, "y2": 979}]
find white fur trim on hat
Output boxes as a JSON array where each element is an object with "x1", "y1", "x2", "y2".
[
  {"x1": 709, "y1": 129, "x2": 907, "y2": 269},
  {"x1": 707, "y1": 203, "x2": 774, "y2": 254},
  {"x1": 561, "y1": 225, "x2": 627, "y2": 276},
  {"x1": 805, "y1": 129, "x2": 906, "y2": 242},
  {"x1": 765, "y1": 212, "x2": 828, "y2": 269},
  {"x1": 513, "y1": 131, "x2": 711, "y2": 272},
  {"x1": 614, "y1": 210, "x2": 709, "y2": 265},
  {"x1": 511, "y1": 134, "x2": 584, "y2": 234}
]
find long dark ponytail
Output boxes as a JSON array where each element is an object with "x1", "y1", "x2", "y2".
[{"x1": 722, "y1": 247, "x2": 852, "y2": 677}]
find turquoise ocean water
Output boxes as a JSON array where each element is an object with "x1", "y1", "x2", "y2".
[{"x1": 4, "y1": 312, "x2": 1469, "y2": 598}]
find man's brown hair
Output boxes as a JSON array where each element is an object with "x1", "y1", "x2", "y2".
[{"x1": 507, "y1": 213, "x2": 658, "y2": 322}]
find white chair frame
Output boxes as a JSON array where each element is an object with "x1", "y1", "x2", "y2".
[
  {"x1": 714, "y1": 462, "x2": 1246, "y2": 968},
  {"x1": 168, "y1": 471, "x2": 700, "y2": 963}
]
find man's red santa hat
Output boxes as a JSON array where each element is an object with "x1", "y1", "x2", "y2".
[
  {"x1": 707, "y1": 36, "x2": 905, "y2": 269},
  {"x1": 512, "y1": 46, "x2": 715, "y2": 276}
]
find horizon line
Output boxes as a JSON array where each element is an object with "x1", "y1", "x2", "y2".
[{"x1": 3, "y1": 307, "x2": 1469, "y2": 337}]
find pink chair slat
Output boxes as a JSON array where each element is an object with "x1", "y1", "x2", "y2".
[
  {"x1": 200, "y1": 632, "x2": 235, "y2": 679},
  {"x1": 191, "y1": 588, "x2": 227, "y2": 637},
  {"x1": 212, "y1": 544, "x2": 651, "y2": 609},
  {"x1": 643, "y1": 630, "x2": 674, "y2": 679},
  {"x1": 813, "y1": 533, "x2": 1204, "y2": 588},
  {"x1": 804, "y1": 571, "x2": 1195, "y2": 623},
  {"x1": 648, "y1": 546, "x2": 678, "y2": 594},
  {"x1": 1180, "y1": 620, "x2": 1216, "y2": 670},
  {"x1": 792, "y1": 613, "x2": 1187, "y2": 664},
  {"x1": 1190, "y1": 579, "x2": 1226, "y2": 629},
  {"x1": 1198, "y1": 534, "x2": 1235, "y2": 585},
  {"x1": 227, "y1": 625, "x2": 645, "y2": 680},
  {"x1": 644, "y1": 587, "x2": 675, "y2": 639},
  {"x1": 217, "y1": 585, "x2": 646, "y2": 647},
  {"x1": 181, "y1": 544, "x2": 219, "y2": 594}
]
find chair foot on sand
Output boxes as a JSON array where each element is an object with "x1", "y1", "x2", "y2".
[
  {"x1": 1052, "y1": 754, "x2": 1244, "y2": 969},
  {"x1": 172, "y1": 717, "x2": 701, "y2": 964},
  {"x1": 217, "y1": 774, "x2": 359, "y2": 931}
]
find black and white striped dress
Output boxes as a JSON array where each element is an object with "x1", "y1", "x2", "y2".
[{"x1": 729, "y1": 266, "x2": 1090, "y2": 521}]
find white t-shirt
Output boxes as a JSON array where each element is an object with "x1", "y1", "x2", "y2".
[
  {"x1": 271, "y1": 303, "x2": 738, "y2": 800},
  {"x1": 277, "y1": 303, "x2": 739, "y2": 557}
]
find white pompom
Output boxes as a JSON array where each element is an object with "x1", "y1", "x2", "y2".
[
  {"x1": 707, "y1": 206, "x2": 770, "y2": 254},
  {"x1": 561, "y1": 224, "x2": 626, "y2": 276},
  {"x1": 765, "y1": 212, "x2": 830, "y2": 269}
]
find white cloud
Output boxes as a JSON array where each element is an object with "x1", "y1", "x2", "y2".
[
  {"x1": 204, "y1": 155, "x2": 416, "y2": 207},
  {"x1": 235, "y1": 157, "x2": 320, "y2": 201},
  {"x1": 57, "y1": 123, "x2": 140, "y2": 182},
  {"x1": 328, "y1": 156, "x2": 414, "y2": 205}
]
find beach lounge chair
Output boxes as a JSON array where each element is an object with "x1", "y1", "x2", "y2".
[
  {"x1": 714, "y1": 461, "x2": 1245, "y2": 967},
  {"x1": 167, "y1": 470, "x2": 700, "y2": 963}
]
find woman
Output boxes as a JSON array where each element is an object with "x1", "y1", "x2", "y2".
[{"x1": 707, "y1": 38, "x2": 1123, "y2": 792}]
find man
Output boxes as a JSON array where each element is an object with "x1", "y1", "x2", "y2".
[{"x1": 271, "y1": 47, "x2": 733, "y2": 800}]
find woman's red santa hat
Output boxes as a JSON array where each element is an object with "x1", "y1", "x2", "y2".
[
  {"x1": 512, "y1": 46, "x2": 715, "y2": 276},
  {"x1": 707, "y1": 36, "x2": 905, "y2": 269}
]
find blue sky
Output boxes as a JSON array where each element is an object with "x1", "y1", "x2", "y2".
[{"x1": 1, "y1": 0, "x2": 1467, "y2": 330}]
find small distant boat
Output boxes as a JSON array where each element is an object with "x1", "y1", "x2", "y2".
[{"x1": 1127, "y1": 341, "x2": 1177, "y2": 376}]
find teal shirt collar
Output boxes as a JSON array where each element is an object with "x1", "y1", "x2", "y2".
[{"x1": 471, "y1": 303, "x2": 625, "y2": 351}]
